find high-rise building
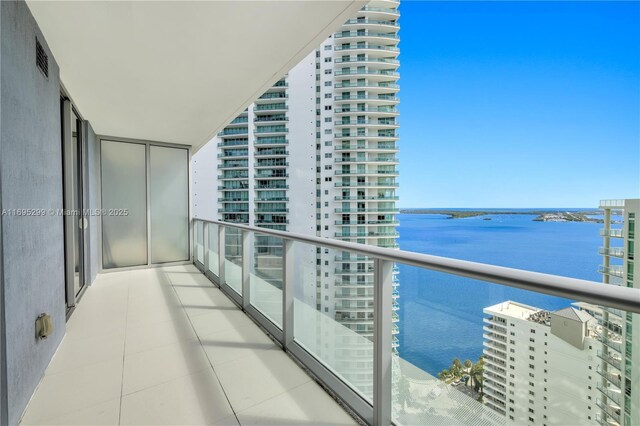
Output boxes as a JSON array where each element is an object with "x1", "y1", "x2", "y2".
[
  {"x1": 195, "y1": 0, "x2": 401, "y2": 353},
  {"x1": 482, "y1": 301, "x2": 600, "y2": 425},
  {"x1": 597, "y1": 199, "x2": 639, "y2": 426}
]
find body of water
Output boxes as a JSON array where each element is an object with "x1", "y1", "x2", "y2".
[{"x1": 396, "y1": 210, "x2": 610, "y2": 376}]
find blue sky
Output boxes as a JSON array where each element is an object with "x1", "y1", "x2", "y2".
[{"x1": 397, "y1": 1, "x2": 640, "y2": 208}]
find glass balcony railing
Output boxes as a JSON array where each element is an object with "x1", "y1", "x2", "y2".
[
  {"x1": 192, "y1": 219, "x2": 640, "y2": 426},
  {"x1": 335, "y1": 31, "x2": 399, "y2": 40},
  {"x1": 361, "y1": 6, "x2": 400, "y2": 15},
  {"x1": 600, "y1": 228, "x2": 624, "y2": 238},
  {"x1": 599, "y1": 265, "x2": 625, "y2": 278},
  {"x1": 334, "y1": 82, "x2": 399, "y2": 90},
  {"x1": 599, "y1": 247, "x2": 625, "y2": 258},
  {"x1": 254, "y1": 103, "x2": 288, "y2": 111},
  {"x1": 343, "y1": 18, "x2": 399, "y2": 27},
  {"x1": 334, "y1": 44, "x2": 399, "y2": 52}
]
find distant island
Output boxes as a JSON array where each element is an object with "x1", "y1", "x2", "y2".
[{"x1": 399, "y1": 209, "x2": 605, "y2": 223}]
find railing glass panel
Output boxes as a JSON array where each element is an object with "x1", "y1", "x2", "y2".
[
  {"x1": 224, "y1": 227, "x2": 243, "y2": 295},
  {"x1": 293, "y1": 243, "x2": 375, "y2": 403},
  {"x1": 195, "y1": 220, "x2": 204, "y2": 264},
  {"x1": 207, "y1": 223, "x2": 219, "y2": 278},
  {"x1": 250, "y1": 233, "x2": 284, "y2": 327}
]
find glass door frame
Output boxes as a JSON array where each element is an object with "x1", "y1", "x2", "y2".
[
  {"x1": 61, "y1": 96, "x2": 88, "y2": 310},
  {"x1": 97, "y1": 136, "x2": 192, "y2": 273}
]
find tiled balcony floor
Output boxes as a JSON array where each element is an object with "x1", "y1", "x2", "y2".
[{"x1": 20, "y1": 265, "x2": 357, "y2": 426}]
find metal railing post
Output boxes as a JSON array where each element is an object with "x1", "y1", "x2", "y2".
[
  {"x1": 242, "y1": 230, "x2": 250, "y2": 310},
  {"x1": 203, "y1": 222, "x2": 210, "y2": 272},
  {"x1": 373, "y1": 258, "x2": 393, "y2": 426},
  {"x1": 282, "y1": 239, "x2": 294, "y2": 348},
  {"x1": 218, "y1": 225, "x2": 225, "y2": 288}
]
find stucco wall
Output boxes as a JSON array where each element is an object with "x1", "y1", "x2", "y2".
[{"x1": 0, "y1": 2, "x2": 65, "y2": 424}]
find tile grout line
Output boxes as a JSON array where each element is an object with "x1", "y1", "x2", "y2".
[
  {"x1": 117, "y1": 278, "x2": 131, "y2": 425},
  {"x1": 168, "y1": 270, "x2": 243, "y2": 426}
]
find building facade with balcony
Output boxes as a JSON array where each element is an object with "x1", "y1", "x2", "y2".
[
  {"x1": 194, "y1": 0, "x2": 401, "y2": 384},
  {"x1": 597, "y1": 199, "x2": 639, "y2": 426},
  {"x1": 482, "y1": 301, "x2": 600, "y2": 425}
]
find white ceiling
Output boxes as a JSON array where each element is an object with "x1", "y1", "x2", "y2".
[{"x1": 27, "y1": 1, "x2": 365, "y2": 152}]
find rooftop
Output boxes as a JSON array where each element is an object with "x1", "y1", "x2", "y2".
[{"x1": 484, "y1": 301, "x2": 541, "y2": 321}]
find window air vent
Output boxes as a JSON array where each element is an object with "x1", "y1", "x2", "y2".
[{"x1": 35, "y1": 37, "x2": 48, "y2": 78}]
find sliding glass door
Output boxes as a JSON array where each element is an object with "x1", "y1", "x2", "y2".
[{"x1": 100, "y1": 140, "x2": 189, "y2": 270}]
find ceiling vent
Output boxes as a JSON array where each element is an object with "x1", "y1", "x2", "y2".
[{"x1": 35, "y1": 37, "x2": 48, "y2": 78}]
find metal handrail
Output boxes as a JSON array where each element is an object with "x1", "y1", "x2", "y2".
[{"x1": 193, "y1": 218, "x2": 640, "y2": 314}]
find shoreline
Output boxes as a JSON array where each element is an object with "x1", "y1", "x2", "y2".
[{"x1": 398, "y1": 209, "x2": 605, "y2": 223}]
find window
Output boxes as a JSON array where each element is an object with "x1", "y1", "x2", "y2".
[
  {"x1": 324, "y1": 105, "x2": 332, "y2": 110},
  {"x1": 324, "y1": 81, "x2": 332, "y2": 87},
  {"x1": 324, "y1": 93, "x2": 332, "y2": 98},
  {"x1": 324, "y1": 45, "x2": 332, "y2": 50},
  {"x1": 324, "y1": 117, "x2": 332, "y2": 122},
  {"x1": 324, "y1": 57, "x2": 332, "y2": 62},
  {"x1": 324, "y1": 69, "x2": 332, "y2": 74}
]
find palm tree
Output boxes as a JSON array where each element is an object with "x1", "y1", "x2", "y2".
[
  {"x1": 470, "y1": 357, "x2": 485, "y2": 394},
  {"x1": 451, "y1": 358, "x2": 463, "y2": 378}
]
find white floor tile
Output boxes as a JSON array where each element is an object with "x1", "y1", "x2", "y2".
[
  {"x1": 120, "y1": 369, "x2": 234, "y2": 425},
  {"x1": 214, "y1": 350, "x2": 311, "y2": 412},
  {"x1": 122, "y1": 340, "x2": 211, "y2": 395},
  {"x1": 199, "y1": 324, "x2": 278, "y2": 367},
  {"x1": 20, "y1": 358, "x2": 123, "y2": 423},
  {"x1": 21, "y1": 398, "x2": 121, "y2": 426},
  {"x1": 46, "y1": 328, "x2": 125, "y2": 376},
  {"x1": 235, "y1": 381, "x2": 357, "y2": 426},
  {"x1": 188, "y1": 307, "x2": 254, "y2": 337},
  {"x1": 125, "y1": 315, "x2": 198, "y2": 355}
]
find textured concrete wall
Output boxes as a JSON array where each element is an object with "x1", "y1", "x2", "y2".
[
  {"x1": 0, "y1": 2, "x2": 65, "y2": 424},
  {"x1": 85, "y1": 122, "x2": 99, "y2": 284}
]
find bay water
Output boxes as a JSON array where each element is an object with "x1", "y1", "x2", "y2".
[{"x1": 396, "y1": 210, "x2": 610, "y2": 376}]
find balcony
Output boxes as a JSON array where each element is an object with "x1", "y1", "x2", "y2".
[
  {"x1": 599, "y1": 247, "x2": 625, "y2": 258},
  {"x1": 19, "y1": 266, "x2": 356, "y2": 425},
  {"x1": 600, "y1": 228, "x2": 624, "y2": 238},
  {"x1": 14, "y1": 213, "x2": 640, "y2": 426},
  {"x1": 599, "y1": 265, "x2": 624, "y2": 278},
  {"x1": 597, "y1": 350, "x2": 623, "y2": 370}
]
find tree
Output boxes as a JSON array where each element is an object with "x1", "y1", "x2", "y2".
[{"x1": 470, "y1": 356, "x2": 485, "y2": 394}]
